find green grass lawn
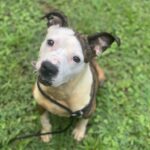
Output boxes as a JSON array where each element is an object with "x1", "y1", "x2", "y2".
[{"x1": 0, "y1": 0, "x2": 150, "y2": 149}]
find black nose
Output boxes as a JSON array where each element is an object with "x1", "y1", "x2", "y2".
[{"x1": 40, "y1": 61, "x2": 58, "y2": 77}]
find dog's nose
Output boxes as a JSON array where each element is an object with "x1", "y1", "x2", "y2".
[{"x1": 40, "y1": 61, "x2": 58, "y2": 77}]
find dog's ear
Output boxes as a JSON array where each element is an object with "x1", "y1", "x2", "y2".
[
  {"x1": 41, "y1": 11, "x2": 68, "y2": 27},
  {"x1": 88, "y1": 32, "x2": 120, "y2": 56}
]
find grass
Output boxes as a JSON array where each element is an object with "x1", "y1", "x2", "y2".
[{"x1": 0, "y1": 0, "x2": 150, "y2": 149}]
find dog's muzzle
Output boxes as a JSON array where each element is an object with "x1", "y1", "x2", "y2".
[{"x1": 39, "y1": 61, "x2": 58, "y2": 85}]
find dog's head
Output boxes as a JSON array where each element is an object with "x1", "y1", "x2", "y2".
[{"x1": 36, "y1": 11, "x2": 120, "y2": 87}]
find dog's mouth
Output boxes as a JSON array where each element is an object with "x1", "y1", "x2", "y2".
[{"x1": 38, "y1": 75, "x2": 52, "y2": 86}]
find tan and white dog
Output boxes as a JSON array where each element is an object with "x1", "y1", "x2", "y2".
[{"x1": 33, "y1": 11, "x2": 120, "y2": 142}]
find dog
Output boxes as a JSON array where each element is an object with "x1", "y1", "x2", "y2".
[{"x1": 33, "y1": 11, "x2": 120, "y2": 142}]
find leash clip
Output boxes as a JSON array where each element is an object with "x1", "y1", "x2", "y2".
[{"x1": 71, "y1": 110, "x2": 84, "y2": 118}]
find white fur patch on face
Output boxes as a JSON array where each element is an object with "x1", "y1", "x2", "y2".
[{"x1": 36, "y1": 25, "x2": 85, "y2": 87}]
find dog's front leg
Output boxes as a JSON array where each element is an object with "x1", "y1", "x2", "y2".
[
  {"x1": 40, "y1": 111, "x2": 52, "y2": 142},
  {"x1": 72, "y1": 118, "x2": 89, "y2": 141}
]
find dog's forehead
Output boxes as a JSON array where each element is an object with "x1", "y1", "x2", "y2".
[{"x1": 47, "y1": 25, "x2": 75, "y2": 38}]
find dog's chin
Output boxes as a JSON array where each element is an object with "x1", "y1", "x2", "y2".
[{"x1": 38, "y1": 76, "x2": 52, "y2": 86}]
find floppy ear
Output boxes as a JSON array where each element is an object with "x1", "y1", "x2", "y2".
[
  {"x1": 88, "y1": 32, "x2": 120, "y2": 56},
  {"x1": 41, "y1": 11, "x2": 68, "y2": 27}
]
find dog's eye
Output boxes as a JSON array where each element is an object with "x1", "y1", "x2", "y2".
[
  {"x1": 47, "y1": 39, "x2": 54, "y2": 46},
  {"x1": 73, "y1": 56, "x2": 80, "y2": 63}
]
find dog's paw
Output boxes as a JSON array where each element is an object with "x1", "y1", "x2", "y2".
[
  {"x1": 72, "y1": 128, "x2": 86, "y2": 142},
  {"x1": 41, "y1": 129, "x2": 52, "y2": 143}
]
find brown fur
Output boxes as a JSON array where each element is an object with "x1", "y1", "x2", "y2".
[{"x1": 92, "y1": 59, "x2": 106, "y2": 82}]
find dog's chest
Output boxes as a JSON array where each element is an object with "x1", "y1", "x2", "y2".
[{"x1": 33, "y1": 85, "x2": 70, "y2": 116}]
